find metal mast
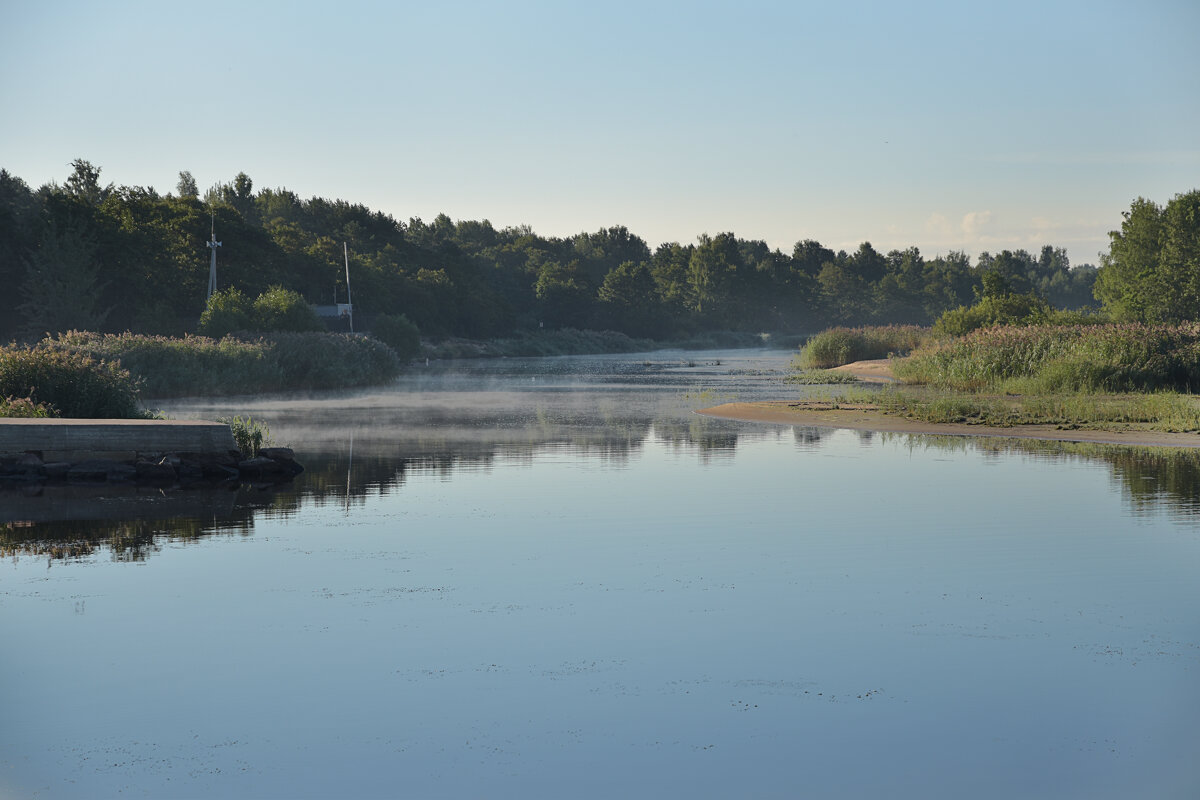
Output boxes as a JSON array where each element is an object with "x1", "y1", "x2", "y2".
[
  {"x1": 343, "y1": 241, "x2": 354, "y2": 332},
  {"x1": 206, "y1": 213, "x2": 222, "y2": 300}
]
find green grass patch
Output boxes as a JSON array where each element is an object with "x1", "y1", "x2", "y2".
[{"x1": 784, "y1": 369, "x2": 862, "y2": 385}]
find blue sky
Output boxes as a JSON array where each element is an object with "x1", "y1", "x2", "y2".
[{"x1": 2, "y1": 0, "x2": 1197, "y2": 265}]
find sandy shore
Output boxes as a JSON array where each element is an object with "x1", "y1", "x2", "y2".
[
  {"x1": 828, "y1": 358, "x2": 897, "y2": 383},
  {"x1": 697, "y1": 401, "x2": 1200, "y2": 448}
]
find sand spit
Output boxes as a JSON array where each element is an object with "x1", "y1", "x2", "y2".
[{"x1": 697, "y1": 401, "x2": 1200, "y2": 449}]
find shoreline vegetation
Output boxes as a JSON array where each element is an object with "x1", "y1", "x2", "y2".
[{"x1": 705, "y1": 323, "x2": 1200, "y2": 448}]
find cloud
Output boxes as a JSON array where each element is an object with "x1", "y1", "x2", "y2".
[
  {"x1": 924, "y1": 213, "x2": 952, "y2": 237},
  {"x1": 961, "y1": 210, "x2": 993, "y2": 238}
]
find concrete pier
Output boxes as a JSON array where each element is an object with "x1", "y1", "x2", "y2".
[{"x1": 0, "y1": 419, "x2": 237, "y2": 461}]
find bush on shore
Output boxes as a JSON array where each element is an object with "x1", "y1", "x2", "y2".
[
  {"x1": 370, "y1": 313, "x2": 422, "y2": 361},
  {"x1": 0, "y1": 345, "x2": 147, "y2": 418},
  {"x1": 796, "y1": 325, "x2": 932, "y2": 369},
  {"x1": 198, "y1": 286, "x2": 324, "y2": 338},
  {"x1": 43, "y1": 330, "x2": 401, "y2": 397},
  {"x1": 894, "y1": 323, "x2": 1200, "y2": 393}
]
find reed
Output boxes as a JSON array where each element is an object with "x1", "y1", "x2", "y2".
[
  {"x1": 42, "y1": 330, "x2": 401, "y2": 397},
  {"x1": 894, "y1": 323, "x2": 1200, "y2": 393},
  {"x1": 796, "y1": 325, "x2": 933, "y2": 369},
  {"x1": 0, "y1": 344, "x2": 147, "y2": 418}
]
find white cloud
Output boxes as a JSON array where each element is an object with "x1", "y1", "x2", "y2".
[
  {"x1": 961, "y1": 210, "x2": 993, "y2": 238},
  {"x1": 924, "y1": 213, "x2": 952, "y2": 237}
]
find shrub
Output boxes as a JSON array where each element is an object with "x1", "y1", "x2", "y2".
[
  {"x1": 252, "y1": 286, "x2": 325, "y2": 333},
  {"x1": 42, "y1": 330, "x2": 401, "y2": 397},
  {"x1": 258, "y1": 332, "x2": 402, "y2": 389},
  {"x1": 0, "y1": 344, "x2": 146, "y2": 418},
  {"x1": 796, "y1": 325, "x2": 932, "y2": 369},
  {"x1": 198, "y1": 288, "x2": 253, "y2": 338},
  {"x1": 218, "y1": 415, "x2": 271, "y2": 458},
  {"x1": 895, "y1": 323, "x2": 1200, "y2": 393},
  {"x1": 0, "y1": 395, "x2": 55, "y2": 418},
  {"x1": 370, "y1": 313, "x2": 422, "y2": 361}
]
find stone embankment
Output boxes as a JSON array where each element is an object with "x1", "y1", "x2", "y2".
[{"x1": 0, "y1": 419, "x2": 303, "y2": 488}]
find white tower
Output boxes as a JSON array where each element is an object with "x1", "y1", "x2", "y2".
[{"x1": 206, "y1": 215, "x2": 222, "y2": 300}]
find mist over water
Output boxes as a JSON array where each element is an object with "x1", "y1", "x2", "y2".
[{"x1": 3, "y1": 349, "x2": 1200, "y2": 798}]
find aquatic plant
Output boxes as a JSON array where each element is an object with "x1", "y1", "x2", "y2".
[
  {"x1": 0, "y1": 395, "x2": 55, "y2": 418},
  {"x1": 796, "y1": 325, "x2": 933, "y2": 369},
  {"x1": 42, "y1": 330, "x2": 401, "y2": 397},
  {"x1": 895, "y1": 323, "x2": 1200, "y2": 393},
  {"x1": 218, "y1": 415, "x2": 271, "y2": 458}
]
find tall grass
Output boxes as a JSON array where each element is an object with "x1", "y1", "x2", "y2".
[
  {"x1": 895, "y1": 324, "x2": 1200, "y2": 393},
  {"x1": 796, "y1": 325, "x2": 933, "y2": 369},
  {"x1": 44, "y1": 330, "x2": 402, "y2": 397},
  {"x1": 0, "y1": 345, "x2": 147, "y2": 418}
]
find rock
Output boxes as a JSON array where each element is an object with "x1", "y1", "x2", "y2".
[
  {"x1": 135, "y1": 459, "x2": 177, "y2": 482},
  {"x1": 238, "y1": 456, "x2": 286, "y2": 476},
  {"x1": 16, "y1": 452, "x2": 43, "y2": 470},
  {"x1": 260, "y1": 447, "x2": 295, "y2": 461},
  {"x1": 68, "y1": 459, "x2": 136, "y2": 482},
  {"x1": 42, "y1": 462, "x2": 72, "y2": 480}
]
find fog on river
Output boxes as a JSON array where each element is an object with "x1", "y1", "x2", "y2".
[{"x1": 2, "y1": 349, "x2": 1198, "y2": 799}]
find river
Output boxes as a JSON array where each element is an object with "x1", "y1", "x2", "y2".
[{"x1": 2, "y1": 349, "x2": 1198, "y2": 798}]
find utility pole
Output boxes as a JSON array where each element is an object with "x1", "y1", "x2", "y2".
[
  {"x1": 206, "y1": 213, "x2": 222, "y2": 300},
  {"x1": 343, "y1": 241, "x2": 354, "y2": 332}
]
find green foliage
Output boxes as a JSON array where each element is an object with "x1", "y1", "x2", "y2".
[
  {"x1": 895, "y1": 324, "x2": 1200, "y2": 393},
  {"x1": 0, "y1": 395, "x2": 55, "y2": 418},
  {"x1": 198, "y1": 288, "x2": 253, "y2": 338},
  {"x1": 251, "y1": 285, "x2": 324, "y2": 333},
  {"x1": 370, "y1": 313, "x2": 421, "y2": 361},
  {"x1": 200, "y1": 286, "x2": 323, "y2": 338},
  {"x1": 858, "y1": 385, "x2": 1200, "y2": 433},
  {"x1": 784, "y1": 370, "x2": 862, "y2": 385},
  {"x1": 18, "y1": 220, "x2": 111, "y2": 338},
  {"x1": 43, "y1": 330, "x2": 400, "y2": 397},
  {"x1": 0, "y1": 161, "x2": 1127, "y2": 346},
  {"x1": 0, "y1": 344, "x2": 146, "y2": 418},
  {"x1": 796, "y1": 325, "x2": 932, "y2": 369},
  {"x1": 261, "y1": 332, "x2": 401, "y2": 389},
  {"x1": 217, "y1": 415, "x2": 270, "y2": 458},
  {"x1": 1094, "y1": 191, "x2": 1200, "y2": 323}
]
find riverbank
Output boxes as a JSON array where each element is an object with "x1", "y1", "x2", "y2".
[
  {"x1": 698, "y1": 401, "x2": 1200, "y2": 448},
  {"x1": 0, "y1": 419, "x2": 302, "y2": 496},
  {"x1": 736, "y1": 354, "x2": 1200, "y2": 447}
]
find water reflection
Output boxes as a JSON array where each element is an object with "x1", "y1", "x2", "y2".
[{"x1": 7, "y1": 349, "x2": 1200, "y2": 561}]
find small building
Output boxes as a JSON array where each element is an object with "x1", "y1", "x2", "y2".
[{"x1": 313, "y1": 303, "x2": 353, "y2": 319}]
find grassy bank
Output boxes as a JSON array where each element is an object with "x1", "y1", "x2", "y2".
[
  {"x1": 893, "y1": 323, "x2": 1200, "y2": 393},
  {"x1": 45, "y1": 330, "x2": 401, "y2": 397},
  {"x1": 795, "y1": 324, "x2": 1200, "y2": 434},
  {"x1": 795, "y1": 325, "x2": 933, "y2": 369},
  {"x1": 420, "y1": 329, "x2": 773, "y2": 360}
]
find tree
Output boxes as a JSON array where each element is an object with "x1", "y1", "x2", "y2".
[
  {"x1": 18, "y1": 220, "x2": 111, "y2": 337},
  {"x1": 198, "y1": 287, "x2": 253, "y2": 337},
  {"x1": 64, "y1": 158, "x2": 108, "y2": 205},
  {"x1": 176, "y1": 171, "x2": 199, "y2": 199},
  {"x1": 598, "y1": 261, "x2": 662, "y2": 337},
  {"x1": 251, "y1": 286, "x2": 324, "y2": 332},
  {"x1": 1094, "y1": 196, "x2": 1167, "y2": 321}
]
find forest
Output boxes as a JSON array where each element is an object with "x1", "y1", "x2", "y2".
[{"x1": 0, "y1": 159, "x2": 1121, "y2": 344}]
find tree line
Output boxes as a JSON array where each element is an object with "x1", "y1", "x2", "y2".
[{"x1": 0, "y1": 159, "x2": 1129, "y2": 343}]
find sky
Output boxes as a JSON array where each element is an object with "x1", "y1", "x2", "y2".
[{"x1": 2, "y1": 0, "x2": 1198, "y2": 266}]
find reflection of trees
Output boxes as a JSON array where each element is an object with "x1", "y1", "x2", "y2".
[
  {"x1": 882, "y1": 433, "x2": 1200, "y2": 519},
  {"x1": 2, "y1": 515, "x2": 254, "y2": 562}
]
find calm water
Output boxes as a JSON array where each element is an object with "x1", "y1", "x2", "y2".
[{"x1": 3, "y1": 349, "x2": 1199, "y2": 799}]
